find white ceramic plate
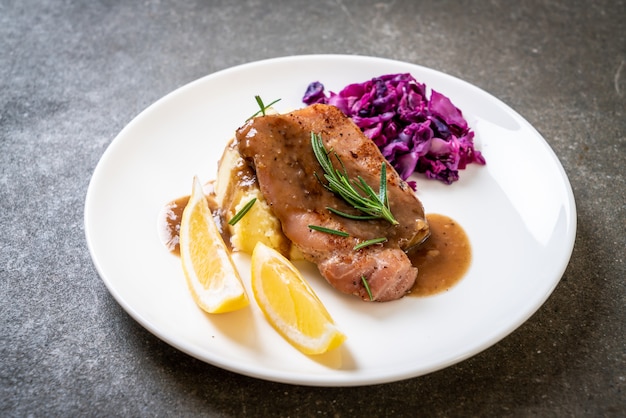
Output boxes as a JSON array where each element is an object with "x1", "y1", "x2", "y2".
[{"x1": 85, "y1": 55, "x2": 576, "y2": 386}]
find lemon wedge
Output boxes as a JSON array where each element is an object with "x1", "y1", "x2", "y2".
[
  {"x1": 251, "y1": 242, "x2": 346, "y2": 355},
  {"x1": 179, "y1": 176, "x2": 248, "y2": 313}
]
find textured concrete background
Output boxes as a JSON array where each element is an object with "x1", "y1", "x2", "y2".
[{"x1": 1, "y1": 0, "x2": 624, "y2": 416}]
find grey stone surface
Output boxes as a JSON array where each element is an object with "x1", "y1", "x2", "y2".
[{"x1": 1, "y1": 0, "x2": 624, "y2": 416}]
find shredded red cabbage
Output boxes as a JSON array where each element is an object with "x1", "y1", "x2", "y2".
[{"x1": 302, "y1": 73, "x2": 485, "y2": 186}]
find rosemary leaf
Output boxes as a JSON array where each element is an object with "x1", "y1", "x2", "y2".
[
  {"x1": 228, "y1": 198, "x2": 257, "y2": 225},
  {"x1": 353, "y1": 237, "x2": 387, "y2": 251},
  {"x1": 361, "y1": 276, "x2": 374, "y2": 301},
  {"x1": 379, "y1": 162, "x2": 387, "y2": 204},
  {"x1": 247, "y1": 96, "x2": 281, "y2": 120},
  {"x1": 307, "y1": 225, "x2": 350, "y2": 237},
  {"x1": 326, "y1": 206, "x2": 377, "y2": 220}
]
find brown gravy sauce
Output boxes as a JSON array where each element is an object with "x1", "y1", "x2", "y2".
[
  {"x1": 408, "y1": 213, "x2": 471, "y2": 296},
  {"x1": 158, "y1": 192, "x2": 222, "y2": 257},
  {"x1": 158, "y1": 202, "x2": 471, "y2": 297},
  {"x1": 158, "y1": 195, "x2": 188, "y2": 256}
]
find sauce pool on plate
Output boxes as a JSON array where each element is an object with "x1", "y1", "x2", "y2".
[
  {"x1": 157, "y1": 195, "x2": 189, "y2": 256},
  {"x1": 408, "y1": 213, "x2": 471, "y2": 296}
]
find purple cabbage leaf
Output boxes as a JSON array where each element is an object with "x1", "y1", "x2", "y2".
[{"x1": 303, "y1": 73, "x2": 485, "y2": 187}]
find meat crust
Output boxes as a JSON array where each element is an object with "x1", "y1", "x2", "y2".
[{"x1": 235, "y1": 104, "x2": 429, "y2": 301}]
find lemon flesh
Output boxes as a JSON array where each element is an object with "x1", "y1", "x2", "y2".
[
  {"x1": 251, "y1": 242, "x2": 346, "y2": 355},
  {"x1": 179, "y1": 176, "x2": 248, "y2": 314}
]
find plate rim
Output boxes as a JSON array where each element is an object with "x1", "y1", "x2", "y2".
[{"x1": 84, "y1": 54, "x2": 577, "y2": 386}]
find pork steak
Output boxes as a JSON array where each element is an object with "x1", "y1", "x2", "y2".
[{"x1": 235, "y1": 104, "x2": 429, "y2": 301}]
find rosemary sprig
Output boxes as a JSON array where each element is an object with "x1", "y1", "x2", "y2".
[
  {"x1": 361, "y1": 276, "x2": 374, "y2": 301},
  {"x1": 247, "y1": 96, "x2": 281, "y2": 120},
  {"x1": 311, "y1": 132, "x2": 398, "y2": 225},
  {"x1": 353, "y1": 237, "x2": 387, "y2": 251},
  {"x1": 308, "y1": 225, "x2": 350, "y2": 237},
  {"x1": 228, "y1": 198, "x2": 257, "y2": 225}
]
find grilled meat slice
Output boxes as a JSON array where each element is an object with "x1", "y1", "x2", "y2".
[{"x1": 236, "y1": 104, "x2": 429, "y2": 301}]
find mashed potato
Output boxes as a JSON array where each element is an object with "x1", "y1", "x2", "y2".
[{"x1": 214, "y1": 141, "x2": 303, "y2": 260}]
